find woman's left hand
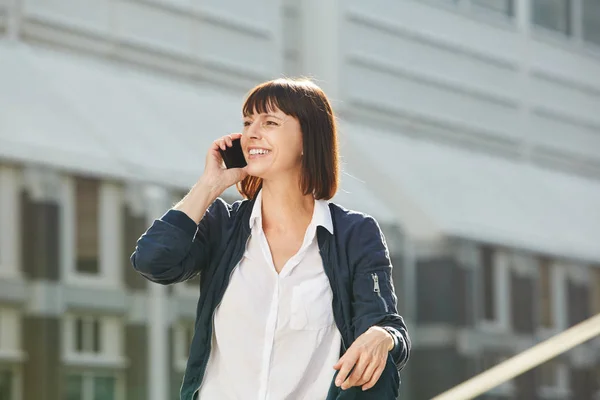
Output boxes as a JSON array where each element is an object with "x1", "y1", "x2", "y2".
[{"x1": 333, "y1": 326, "x2": 394, "y2": 391}]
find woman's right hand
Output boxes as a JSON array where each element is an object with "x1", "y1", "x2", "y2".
[{"x1": 199, "y1": 133, "x2": 248, "y2": 196}]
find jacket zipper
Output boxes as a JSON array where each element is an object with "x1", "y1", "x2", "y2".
[
  {"x1": 191, "y1": 234, "x2": 251, "y2": 399},
  {"x1": 371, "y1": 273, "x2": 389, "y2": 313}
]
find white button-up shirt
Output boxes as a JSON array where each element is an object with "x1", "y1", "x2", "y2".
[{"x1": 197, "y1": 190, "x2": 342, "y2": 400}]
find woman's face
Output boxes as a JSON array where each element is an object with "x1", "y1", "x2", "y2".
[{"x1": 241, "y1": 106, "x2": 303, "y2": 180}]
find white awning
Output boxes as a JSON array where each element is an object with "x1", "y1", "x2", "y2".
[
  {"x1": 343, "y1": 123, "x2": 600, "y2": 263},
  {"x1": 0, "y1": 41, "x2": 398, "y2": 224}
]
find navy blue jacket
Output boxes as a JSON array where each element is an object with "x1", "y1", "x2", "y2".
[{"x1": 131, "y1": 196, "x2": 410, "y2": 399}]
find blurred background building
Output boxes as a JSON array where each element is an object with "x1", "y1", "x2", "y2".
[{"x1": 1, "y1": 0, "x2": 600, "y2": 399}]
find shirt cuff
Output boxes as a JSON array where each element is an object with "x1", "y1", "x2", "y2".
[{"x1": 381, "y1": 326, "x2": 403, "y2": 359}]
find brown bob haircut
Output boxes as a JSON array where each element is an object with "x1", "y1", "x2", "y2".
[{"x1": 237, "y1": 78, "x2": 340, "y2": 200}]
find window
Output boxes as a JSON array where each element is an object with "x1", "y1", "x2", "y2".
[
  {"x1": 66, "y1": 177, "x2": 123, "y2": 288},
  {"x1": 63, "y1": 314, "x2": 125, "y2": 367},
  {"x1": 539, "y1": 259, "x2": 554, "y2": 328},
  {"x1": 583, "y1": 0, "x2": 600, "y2": 46},
  {"x1": 65, "y1": 371, "x2": 122, "y2": 400},
  {"x1": 538, "y1": 260, "x2": 567, "y2": 333},
  {"x1": 538, "y1": 360, "x2": 570, "y2": 398},
  {"x1": 74, "y1": 317, "x2": 101, "y2": 354},
  {"x1": 482, "y1": 246, "x2": 496, "y2": 321},
  {"x1": 479, "y1": 247, "x2": 510, "y2": 330},
  {"x1": 532, "y1": 0, "x2": 572, "y2": 35},
  {"x1": 0, "y1": 368, "x2": 12, "y2": 400},
  {"x1": 75, "y1": 177, "x2": 100, "y2": 275},
  {"x1": 472, "y1": 0, "x2": 513, "y2": 16}
]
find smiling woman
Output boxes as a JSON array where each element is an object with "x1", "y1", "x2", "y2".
[
  {"x1": 131, "y1": 78, "x2": 410, "y2": 400},
  {"x1": 238, "y1": 79, "x2": 339, "y2": 202}
]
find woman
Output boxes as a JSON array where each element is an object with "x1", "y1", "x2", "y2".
[{"x1": 131, "y1": 78, "x2": 410, "y2": 400}]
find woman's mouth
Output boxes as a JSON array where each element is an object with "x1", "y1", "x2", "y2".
[{"x1": 248, "y1": 148, "x2": 271, "y2": 159}]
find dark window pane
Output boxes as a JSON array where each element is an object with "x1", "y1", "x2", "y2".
[
  {"x1": 0, "y1": 369, "x2": 12, "y2": 400},
  {"x1": 66, "y1": 374, "x2": 84, "y2": 400},
  {"x1": 473, "y1": 0, "x2": 513, "y2": 16},
  {"x1": 93, "y1": 319, "x2": 101, "y2": 353},
  {"x1": 75, "y1": 318, "x2": 84, "y2": 352},
  {"x1": 482, "y1": 247, "x2": 496, "y2": 321},
  {"x1": 94, "y1": 376, "x2": 116, "y2": 400},
  {"x1": 532, "y1": 0, "x2": 571, "y2": 34},
  {"x1": 593, "y1": 267, "x2": 600, "y2": 315},
  {"x1": 76, "y1": 177, "x2": 100, "y2": 274},
  {"x1": 583, "y1": 0, "x2": 600, "y2": 45},
  {"x1": 539, "y1": 259, "x2": 554, "y2": 328}
]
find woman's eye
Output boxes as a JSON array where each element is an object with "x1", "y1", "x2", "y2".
[
  {"x1": 243, "y1": 121, "x2": 251, "y2": 127},
  {"x1": 265, "y1": 121, "x2": 278, "y2": 126}
]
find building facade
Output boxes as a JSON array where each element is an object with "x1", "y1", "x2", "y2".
[{"x1": 1, "y1": 0, "x2": 600, "y2": 399}]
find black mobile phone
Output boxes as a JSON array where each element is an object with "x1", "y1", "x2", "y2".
[{"x1": 219, "y1": 138, "x2": 247, "y2": 169}]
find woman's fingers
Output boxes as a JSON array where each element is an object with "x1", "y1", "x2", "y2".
[
  {"x1": 341, "y1": 354, "x2": 370, "y2": 389},
  {"x1": 213, "y1": 133, "x2": 241, "y2": 151},
  {"x1": 361, "y1": 364, "x2": 385, "y2": 391}
]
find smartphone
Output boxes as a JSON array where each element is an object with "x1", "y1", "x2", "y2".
[{"x1": 219, "y1": 138, "x2": 247, "y2": 169}]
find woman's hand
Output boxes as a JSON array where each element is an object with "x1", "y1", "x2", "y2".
[
  {"x1": 199, "y1": 133, "x2": 248, "y2": 195},
  {"x1": 174, "y1": 133, "x2": 248, "y2": 223},
  {"x1": 333, "y1": 326, "x2": 394, "y2": 391}
]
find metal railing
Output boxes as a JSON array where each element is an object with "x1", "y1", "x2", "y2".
[{"x1": 432, "y1": 313, "x2": 600, "y2": 400}]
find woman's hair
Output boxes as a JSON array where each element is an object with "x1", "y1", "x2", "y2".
[{"x1": 237, "y1": 78, "x2": 340, "y2": 200}]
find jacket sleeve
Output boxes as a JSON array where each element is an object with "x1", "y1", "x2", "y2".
[
  {"x1": 130, "y1": 198, "x2": 229, "y2": 285},
  {"x1": 349, "y1": 216, "x2": 411, "y2": 371}
]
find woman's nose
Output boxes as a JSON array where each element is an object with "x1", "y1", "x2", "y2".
[{"x1": 245, "y1": 121, "x2": 262, "y2": 139}]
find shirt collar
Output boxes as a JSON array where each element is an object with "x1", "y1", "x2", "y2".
[{"x1": 249, "y1": 190, "x2": 334, "y2": 235}]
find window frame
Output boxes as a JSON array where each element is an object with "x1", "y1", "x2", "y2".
[
  {"x1": 64, "y1": 369, "x2": 126, "y2": 400},
  {"x1": 0, "y1": 307, "x2": 23, "y2": 400},
  {"x1": 62, "y1": 314, "x2": 126, "y2": 368},
  {"x1": 531, "y1": 0, "x2": 573, "y2": 37},
  {"x1": 537, "y1": 261, "x2": 568, "y2": 337},
  {"x1": 61, "y1": 176, "x2": 124, "y2": 289},
  {"x1": 478, "y1": 247, "x2": 511, "y2": 332},
  {"x1": 537, "y1": 360, "x2": 571, "y2": 399},
  {"x1": 0, "y1": 364, "x2": 22, "y2": 400}
]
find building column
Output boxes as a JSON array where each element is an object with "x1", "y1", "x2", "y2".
[
  {"x1": 123, "y1": 182, "x2": 150, "y2": 400},
  {"x1": 300, "y1": 0, "x2": 342, "y2": 108},
  {"x1": 144, "y1": 185, "x2": 170, "y2": 400}
]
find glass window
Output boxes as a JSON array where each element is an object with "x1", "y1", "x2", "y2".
[
  {"x1": 66, "y1": 374, "x2": 84, "y2": 400},
  {"x1": 0, "y1": 369, "x2": 13, "y2": 400},
  {"x1": 472, "y1": 0, "x2": 514, "y2": 16},
  {"x1": 74, "y1": 316, "x2": 102, "y2": 354},
  {"x1": 75, "y1": 177, "x2": 100, "y2": 275},
  {"x1": 539, "y1": 259, "x2": 554, "y2": 328},
  {"x1": 94, "y1": 376, "x2": 116, "y2": 400},
  {"x1": 66, "y1": 373, "x2": 117, "y2": 400},
  {"x1": 532, "y1": 0, "x2": 572, "y2": 34},
  {"x1": 583, "y1": 0, "x2": 600, "y2": 46},
  {"x1": 481, "y1": 246, "x2": 496, "y2": 321},
  {"x1": 592, "y1": 267, "x2": 600, "y2": 315}
]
